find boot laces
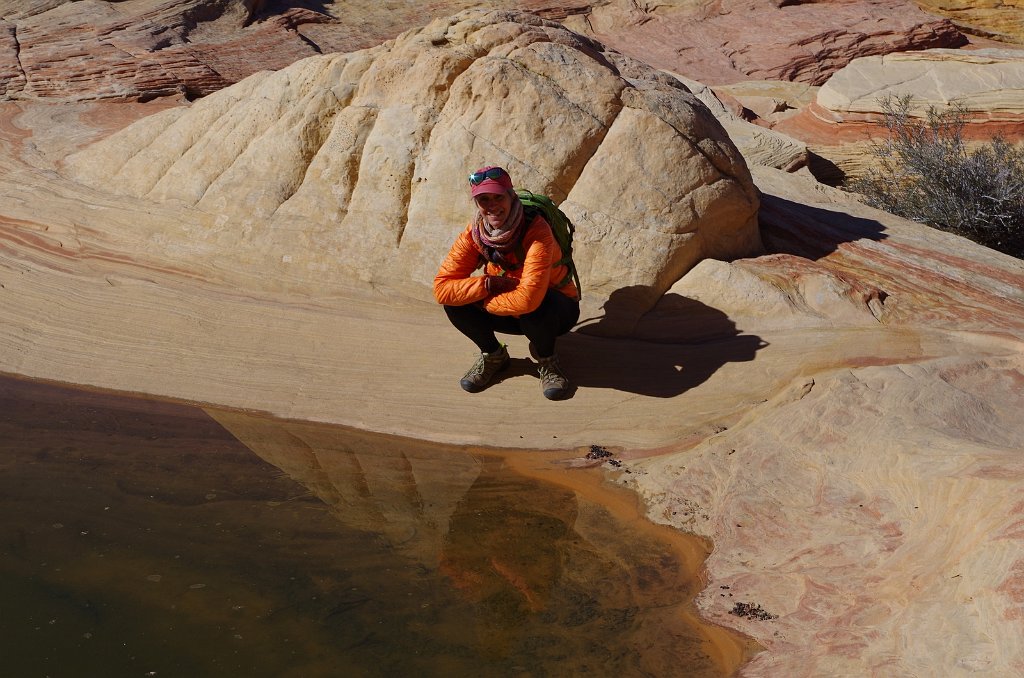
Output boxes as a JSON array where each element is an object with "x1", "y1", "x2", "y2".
[{"x1": 538, "y1": 355, "x2": 565, "y2": 387}]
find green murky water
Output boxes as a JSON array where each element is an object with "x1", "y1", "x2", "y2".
[{"x1": 0, "y1": 376, "x2": 737, "y2": 677}]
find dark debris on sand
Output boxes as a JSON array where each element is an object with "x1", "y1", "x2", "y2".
[
  {"x1": 586, "y1": 444, "x2": 623, "y2": 467},
  {"x1": 729, "y1": 602, "x2": 778, "y2": 621}
]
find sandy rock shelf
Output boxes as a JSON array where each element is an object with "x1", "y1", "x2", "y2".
[{"x1": 0, "y1": 225, "x2": 942, "y2": 451}]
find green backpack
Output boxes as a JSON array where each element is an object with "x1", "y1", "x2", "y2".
[{"x1": 516, "y1": 189, "x2": 582, "y2": 299}]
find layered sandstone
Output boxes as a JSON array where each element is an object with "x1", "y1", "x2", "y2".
[
  {"x1": 917, "y1": 0, "x2": 1024, "y2": 45},
  {"x1": 771, "y1": 47, "x2": 1024, "y2": 179},
  {"x1": 818, "y1": 47, "x2": 1024, "y2": 115},
  {"x1": 0, "y1": 0, "x2": 592, "y2": 102},
  {"x1": 64, "y1": 10, "x2": 761, "y2": 328},
  {"x1": 0, "y1": 0, "x2": 968, "y2": 104},
  {"x1": 621, "y1": 166, "x2": 1024, "y2": 677},
  {"x1": 565, "y1": 0, "x2": 966, "y2": 85}
]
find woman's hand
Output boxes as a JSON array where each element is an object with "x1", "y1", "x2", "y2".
[{"x1": 485, "y1": 275, "x2": 518, "y2": 295}]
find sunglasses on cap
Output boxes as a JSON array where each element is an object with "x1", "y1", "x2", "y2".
[{"x1": 468, "y1": 167, "x2": 508, "y2": 185}]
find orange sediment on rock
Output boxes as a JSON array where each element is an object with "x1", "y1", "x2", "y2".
[{"x1": 500, "y1": 446, "x2": 762, "y2": 676}]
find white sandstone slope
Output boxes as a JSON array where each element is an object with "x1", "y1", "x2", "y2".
[
  {"x1": 770, "y1": 47, "x2": 1024, "y2": 179},
  {"x1": 64, "y1": 9, "x2": 761, "y2": 330},
  {"x1": 817, "y1": 48, "x2": 1024, "y2": 115}
]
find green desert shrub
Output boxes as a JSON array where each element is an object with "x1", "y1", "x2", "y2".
[{"x1": 848, "y1": 94, "x2": 1024, "y2": 258}]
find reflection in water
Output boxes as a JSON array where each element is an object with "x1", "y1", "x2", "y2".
[{"x1": 0, "y1": 376, "x2": 744, "y2": 677}]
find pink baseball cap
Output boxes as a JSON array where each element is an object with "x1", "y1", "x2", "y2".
[{"x1": 468, "y1": 166, "x2": 513, "y2": 197}]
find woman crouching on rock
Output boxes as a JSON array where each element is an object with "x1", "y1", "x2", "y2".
[{"x1": 434, "y1": 166, "x2": 580, "y2": 400}]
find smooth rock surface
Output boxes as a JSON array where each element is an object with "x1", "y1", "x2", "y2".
[
  {"x1": 772, "y1": 46, "x2": 1024, "y2": 178},
  {"x1": 64, "y1": 10, "x2": 761, "y2": 329},
  {"x1": 818, "y1": 47, "x2": 1024, "y2": 114},
  {"x1": 670, "y1": 73, "x2": 811, "y2": 173},
  {"x1": 622, "y1": 165, "x2": 1024, "y2": 676}
]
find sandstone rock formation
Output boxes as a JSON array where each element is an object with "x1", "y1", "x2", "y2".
[
  {"x1": 64, "y1": 9, "x2": 761, "y2": 328},
  {"x1": 564, "y1": 0, "x2": 967, "y2": 85},
  {"x1": 5, "y1": 115, "x2": 1024, "y2": 673},
  {"x1": 620, "y1": 165, "x2": 1024, "y2": 677},
  {"x1": 0, "y1": 0, "x2": 592, "y2": 102},
  {"x1": 671, "y1": 73, "x2": 812, "y2": 173},
  {"x1": 0, "y1": 0, "x2": 968, "y2": 104},
  {"x1": 917, "y1": 0, "x2": 1024, "y2": 45},
  {"x1": 770, "y1": 46, "x2": 1024, "y2": 179},
  {"x1": 818, "y1": 47, "x2": 1024, "y2": 115},
  {"x1": 2, "y1": 0, "x2": 247, "y2": 100},
  {"x1": 713, "y1": 80, "x2": 820, "y2": 125}
]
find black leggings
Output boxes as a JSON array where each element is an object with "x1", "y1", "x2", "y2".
[{"x1": 444, "y1": 289, "x2": 580, "y2": 358}]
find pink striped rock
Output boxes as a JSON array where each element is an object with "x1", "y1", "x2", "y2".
[{"x1": 564, "y1": 0, "x2": 966, "y2": 85}]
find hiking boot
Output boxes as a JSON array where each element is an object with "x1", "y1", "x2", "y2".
[
  {"x1": 459, "y1": 345, "x2": 510, "y2": 393},
  {"x1": 536, "y1": 353, "x2": 569, "y2": 400}
]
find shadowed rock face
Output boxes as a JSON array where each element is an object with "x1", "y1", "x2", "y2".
[{"x1": 64, "y1": 9, "x2": 761, "y2": 328}]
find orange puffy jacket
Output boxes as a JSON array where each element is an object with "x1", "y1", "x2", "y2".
[{"x1": 434, "y1": 213, "x2": 579, "y2": 317}]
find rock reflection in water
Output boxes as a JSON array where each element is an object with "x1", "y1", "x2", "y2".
[
  {"x1": 0, "y1": 376, "x2": 732, "y2": 677},
  {"x1": 212, "y1": 412, "x2": 728, "y2": 676},
  {"x1": 209, "y1": 411, "x2": 484, "y2": 570}
]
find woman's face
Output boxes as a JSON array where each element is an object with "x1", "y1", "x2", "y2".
[{"x1": 474, "y1": 191, "x2": 512, "y2": 228}]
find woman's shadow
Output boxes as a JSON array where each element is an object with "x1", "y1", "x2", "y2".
[{"x1": 552, "y1": 286, "x2": 768, "y2": 398}]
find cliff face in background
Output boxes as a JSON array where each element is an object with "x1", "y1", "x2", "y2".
[
  {"x1": 1, "y1": 3, "x2": 1023, "y2": 677},
  {"x1": 567, "y1": 0, "x2": 967, "y2": 85},
  {"x1": 917, "y1": 0, "x2": 1024, "y2": 44},
  {"x1": 0, "y1": 0, "x2": 594, "y2": 101},
  {"x1": 0, "y1": 0, "x2": 966, "y2": 102}
]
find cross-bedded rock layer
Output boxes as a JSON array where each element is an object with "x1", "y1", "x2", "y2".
[
  {"x1": 0, "y1": 0, "x2": 968, "y2": 104},
  {"x1": 769, "y1": 47, "x2": 1024, "y2": 178},
  {"x1": 567, "y1": 0, "x2": 967, "y2": 86}
]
